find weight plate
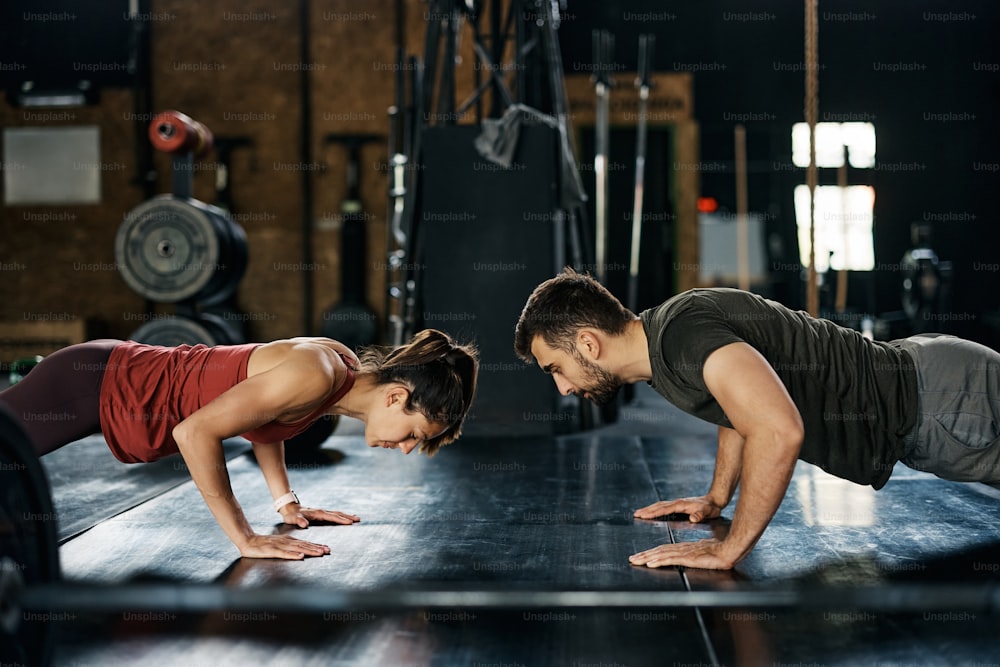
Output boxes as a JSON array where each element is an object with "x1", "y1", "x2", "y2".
[
  {"x1": 115, "y1": 195, "x2": 221, "y2": 303},
  {"x1": 197, "y1": 312, "x2": 245, "y2": 346},
  {"x1": 129, "y1": 315, "x2": 219, "y2": 347},
  {"x1": 319, "y1": 303, "x2": 378, "y2": 353},
  {"x1": 285, "y1": 414, "x2": 339, "y2": 454},
  {"x1": 195, "y1": 203, "x2": 248, "y2": 307},
  {"x1": 223, "y1": 214, "x2": 249, "y2": 301},
  {"x1": 200, "y1": 308, "x2": 248, "y2": 344},
  {"x1": 0, "y1": 404, "x2": 59, "y2": 667}
]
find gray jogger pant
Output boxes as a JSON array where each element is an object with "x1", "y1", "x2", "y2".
[{"x1": 899, "y1": 334, "x2": 1000, "y2": 488}]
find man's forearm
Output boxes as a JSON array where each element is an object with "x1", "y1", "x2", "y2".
[
  {"x1": 718, "y1": 431, "x2": 800, "y2": 564},
  {"x1": 706, "y1": 426, "x2": 745, "y2": 507}
]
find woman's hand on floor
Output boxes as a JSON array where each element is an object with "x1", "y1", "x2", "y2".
[
  {"x1": 239, "y1": 533, "x2": 332, "y2": 559},
  {"x1": 280, "y1": 504, "x2": 361, "y2": 529}
]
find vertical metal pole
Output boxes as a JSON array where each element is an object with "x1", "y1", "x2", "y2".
[
  {"x1": 628, "y1": 34, "x2": 654, "y2": 311},
  {"x1": 735, "y1": 124, "x2": 750, "y2": 292},
  {"x1": 300, "y1": 0, "x2": 315, "y2": 333},
  {"x1": 835, "y1": 144, "x2": 849, "y2": 312},
  {"x1": 172, "y1": 154, "x2": 193, "y2": 200},
  {"x1": 593, "y1": 30, "x2": 613, "y2": 284}
]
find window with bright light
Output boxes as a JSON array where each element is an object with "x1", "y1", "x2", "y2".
[
  {"x1": 792, "y1": 122, "x2": 876, "y2": 168},
  {"x1": 794, "y1": 185, "x2": 875, "y2": 272},
  {"x1": 792, "y1": 122, "x2": 876, "y2": 272}
]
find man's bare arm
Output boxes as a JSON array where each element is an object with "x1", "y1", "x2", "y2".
[
  {"x1": 706, "y1": 425, "x2": 745, "y2": 508},
  {"x1": 630, "y1": 342, "x2": 803, "y2": 569},
  {"x1": 633, "y1": 425, "x2": 744, "y2": 522}
]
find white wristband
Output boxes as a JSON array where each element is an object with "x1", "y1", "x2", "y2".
[{"x1": 273, "y1": 491, "x2": 299, "y2": 512}]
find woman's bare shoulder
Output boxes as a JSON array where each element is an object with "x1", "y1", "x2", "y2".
[{"x1": 248, "y1": 338, "x2": 347, "y2": 378}]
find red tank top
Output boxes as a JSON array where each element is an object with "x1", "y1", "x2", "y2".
[{"x1": 99, "y1": 341, "x2": 355, "y2": 463}]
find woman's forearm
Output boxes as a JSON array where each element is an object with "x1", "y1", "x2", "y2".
[
  {"x1": 252, "y1": 441, "x2": 295, "y2": 503},
  {"x1": 174, "y1": 426, "x2": 255, "y2": 549}
]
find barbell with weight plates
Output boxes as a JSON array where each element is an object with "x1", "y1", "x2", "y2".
[
  {"x1": 200, "y1": 307, "x2": 249, "y2": 345},
  {"x1": 0, "y1": 403, "x2": 60, "y2": 667},
  {"x1": 198, "y1": 311, "x2": 246, "y2": 345},
  {"x1": 129, "y1": 314, "x2": 221, "y2": 347},
  {"x1": 128, "y1": 312, "x2": 246, "y2": 348},
  {"x1": 1, "y1": 404, "x2": 997, "y2": 665},
  {"x1": 115, "y1": 195, "x2": 248, "y2": 306}
]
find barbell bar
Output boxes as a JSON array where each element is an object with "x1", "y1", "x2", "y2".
[{"x1": 12, "y1": 581, "x2": 1000, "y2": 617}]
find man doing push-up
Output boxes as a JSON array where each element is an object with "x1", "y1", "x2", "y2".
[{"x1": 515, "y1": 268, "x2": 1000, "y2": 570}]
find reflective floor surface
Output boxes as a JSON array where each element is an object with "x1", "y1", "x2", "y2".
[{"x1": 42, "y1": 385, "x2": 1000, "y2": 666}]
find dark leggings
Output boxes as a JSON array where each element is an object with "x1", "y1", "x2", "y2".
[{"x1": 0, "y1": 339, "x2": 122, "y2": 456}]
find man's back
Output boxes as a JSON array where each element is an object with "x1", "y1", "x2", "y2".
[{"x1": 641, "y1": 288, "x2": 918, "y2": 488}]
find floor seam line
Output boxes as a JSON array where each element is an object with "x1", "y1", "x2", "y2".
[{"x1": 636, "y1": 435, "x2": 721, "y2": 665}]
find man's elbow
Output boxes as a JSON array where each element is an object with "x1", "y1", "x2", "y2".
[
  {"x1": 784, "y1": 416, "x2": 805, "y2": 448},
  {"x1": 774, "y1": 415, "x2": 805, "y2": 462}
]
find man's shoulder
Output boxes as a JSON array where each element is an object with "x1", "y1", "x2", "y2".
[{"x1": 642, "y1": 288, "x2": 759, "y2": 322}]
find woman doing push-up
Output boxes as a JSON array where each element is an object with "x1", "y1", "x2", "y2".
[{"x1": 0, "y1": 329, "x2": 478, "y2": 560}]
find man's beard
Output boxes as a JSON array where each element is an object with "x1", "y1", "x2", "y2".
[{"x1": 572, "y1": 349, "x2": 623, "y2": 405}]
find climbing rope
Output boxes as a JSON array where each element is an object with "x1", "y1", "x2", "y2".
[{"x1": 805, "y1": 0, "x2": 819, "y2": 315}]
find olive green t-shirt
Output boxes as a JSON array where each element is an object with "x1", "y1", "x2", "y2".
[{"x1": 640, "y1": 288, "x2": 917, "y2": 489}]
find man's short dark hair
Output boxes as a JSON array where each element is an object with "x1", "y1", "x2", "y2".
[{"x1": 514, "y1": 267, "x2": 635, "y2": 362}]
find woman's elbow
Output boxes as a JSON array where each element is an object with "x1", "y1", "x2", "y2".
[{"x1": 172, "y1": 421, "x2": 194, "y2": 450}]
